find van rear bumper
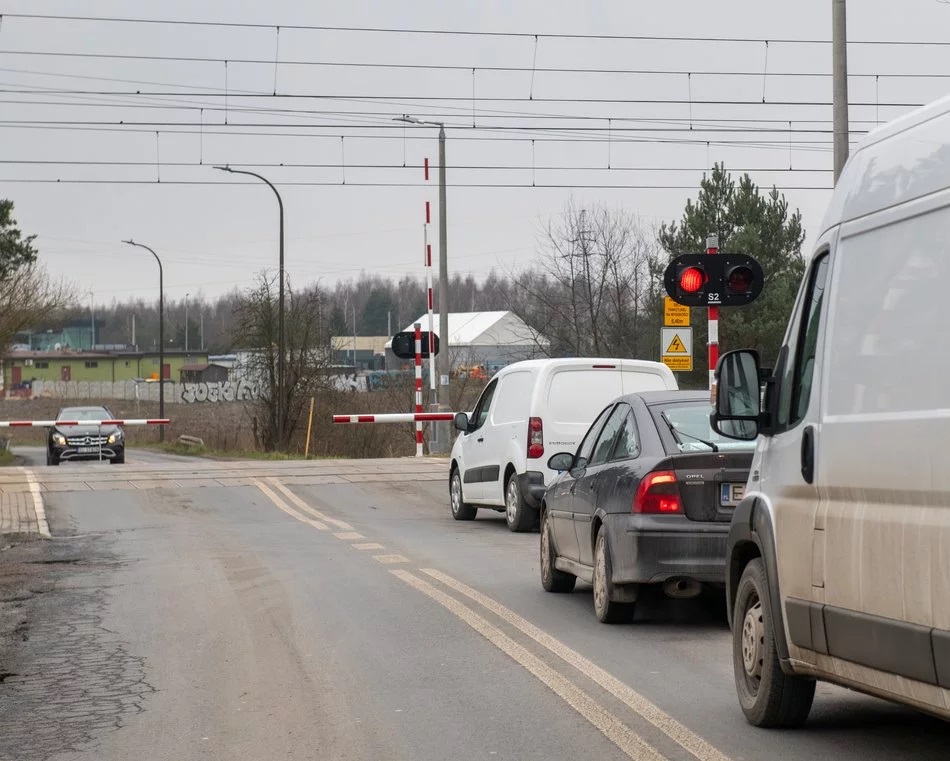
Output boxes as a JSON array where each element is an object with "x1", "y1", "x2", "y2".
[{"x1": 517, "y1": 471, "x2": 546, "y2": 510}]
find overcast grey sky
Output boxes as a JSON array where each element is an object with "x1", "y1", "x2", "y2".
[{"x1": 2, "y1": 0, "x2": 948, "y2": 305}]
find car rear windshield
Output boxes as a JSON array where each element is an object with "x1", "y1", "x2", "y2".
[
  {"x1": 59, "y1": 407, "x2": 111, "y2": 422},
  {"x1": 651, "y1": 402, "x2": 756, "y2": 454}
]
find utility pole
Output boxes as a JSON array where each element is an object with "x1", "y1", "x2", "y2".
[
  {"x1": 184, "y1": 292, "x2": 190, "y2": 353},
  {"x1": 87, "y1": 291, "x2": 95, "y2": 350},
  {"x1": 200, "y1": 312, "x2": 204, "y2": 351},
  {"x1": 833, "y1": 0, "x2": 850, "y2": 184}
]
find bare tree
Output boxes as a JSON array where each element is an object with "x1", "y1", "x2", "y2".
[
  {"x1": 0, "y1": 264, "x2": 74, "y2": 348},
  {"x1": 512, "y1": 200, "x2": 660, "y2": 359},
  {"x1": 233, "y1": 272, "x2": 336, "y2": 452}
]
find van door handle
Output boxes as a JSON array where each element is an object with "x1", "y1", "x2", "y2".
[
  {"x1": 477, "y1": 437, "x2": 484, "y2": 443},
  {"x1": 801, "y1": 426, "x2": 815, "y2": 484}
]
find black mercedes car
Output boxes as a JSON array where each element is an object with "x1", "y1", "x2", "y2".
[
  {"x1": 540, "y1": 390, "x2": 755, "y2": 623},
  {"x1": 47, "y1": 405, "x2": 126, "y2": 466}
]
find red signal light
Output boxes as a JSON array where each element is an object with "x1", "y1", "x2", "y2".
[
  {"x1": 726, "y1": 265, "x2": 754, "y2": 294},
  {"x1": 678, "y1": 266, "x2": 706, "y2": 294}
]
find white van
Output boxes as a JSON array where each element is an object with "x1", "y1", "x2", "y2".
[
  {"x1": 713, "y1": 94, "x2": 950, "y2": 727},
  {"x1": 450, "y1": 358, "x2": 677, "y2": 531}
]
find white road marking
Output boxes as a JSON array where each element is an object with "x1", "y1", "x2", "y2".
[
  {"x1": 392, "y1": 569, "x2": 667, "y2": 761},
  {"x1": 252, "y1": 480, "x2": 328, "y2": 530},
  {"x1": 266, "y1": 478, "x2": 354, "y2": 530},
  {"x1": 25, "y1": 470, "x2": 51, "y2": 538},
  {"x1": 352, "y1": 543, "x2": 385, "y2": 551},
  {"x1": 334, "y1": 531, "x2": 365, "y2": 540},
  {"x1": 421, "y1": 569, "x2": 731, "y2": 761},
  {"x1": 373, "y1": 554, "x2": 409, "y2": 564}
]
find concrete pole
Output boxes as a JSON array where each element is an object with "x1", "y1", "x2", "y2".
[
  {"x1": 437, "y1": 125, "x2": 450, "y2": 451},
  {"x1": 833, "y1": 0, "x2": 850, "y2": 184}
]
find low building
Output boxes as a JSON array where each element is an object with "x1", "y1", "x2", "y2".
[
  {"x1": 331, "y1": 336, "x2": 388, "y2": 371},
  {"x1": 179, "y1": 363, "x2": 230, "y2": 384},
  {"x1": 3, "y1": 350, "x2": 210, "y2": 391}
]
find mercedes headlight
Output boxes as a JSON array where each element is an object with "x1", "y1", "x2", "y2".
[
  {"x1": 51, "y1": 432, "x2": 66, "y2": 446},
  {"x1": 108, "y1": 431, "x2": 123, "y2": 444}
]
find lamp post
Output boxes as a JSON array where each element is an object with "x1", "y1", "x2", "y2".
[
  {"x1": 122, "y1": 239, "x2": 165, "y2": 442},
  {"x1": 394, "y1": 115, "x2": 449, "y2": 451},
  {"x1": 87, "y1": 290, "x2": 95, "y2": 351},
  {"x1": 214, "y1": 165, "x2": 285, "y2": 449}
]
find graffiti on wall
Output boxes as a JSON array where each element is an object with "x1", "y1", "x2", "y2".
[{"x1": 179, "y1": 379, "x2": 262, "y2": 403}]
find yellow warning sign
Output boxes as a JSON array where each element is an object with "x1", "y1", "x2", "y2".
[
  {"x1": 663, "y1": 297, "x2": 690, "y2": 327},
  {"x1": 662, "y1": 355, "x2": 693, "y2": 371},
  {"x1": 666, "y1": 334, "x2": 688, "y2": 354}
]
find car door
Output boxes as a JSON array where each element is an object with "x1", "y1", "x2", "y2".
[
  {"x1": 547, "y1": 404, "x2": 614, "y2": 563},
  {"x1": 457, "y1": 378, "x2": 499, "y2": 502},
  {"x1": 756, "y1": 250, "x2": 830, "y2": 664},
  {"x1": 574, "y1": 403, "x2": 630, "y2": 568}
]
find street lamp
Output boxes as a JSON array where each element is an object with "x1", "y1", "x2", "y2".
[
  {"x1": 214, "y1": 165, "x2": 285, "y2": 449},
  {"x1": 87, "y1": 290, "x2": 95, "y2": 351},
  {"x1": 122, "y1": 239, "x2": 165, "y2": 442},
  {"x1": 394, "y1": 114, "x2": 450, "y2": 451}
]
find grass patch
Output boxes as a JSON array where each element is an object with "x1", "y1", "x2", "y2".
[{"x1": 0, "y1": 448, "x2": 17, "y2": 467}]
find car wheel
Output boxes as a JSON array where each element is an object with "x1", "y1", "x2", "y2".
[
  {"x1": 46, "y1": 452, "x2": 59, "y2": 467},
  {"x1": 111, "y1": 454, "x2": 125, "y2": 465},
  {"x1": 540, "y1": 509, "x2": 576, "y2": 593},
  {"x1": 505, "y1": 475, "x2": 536, "y2": 533},
  {"x1": 450, "y1": 468, "x2": 477, "y2": 521},
  {"x1": 593, "y1": 527, "x2": 635, "y2": 624},
  {"x1": 733, "y1": 558, "x2": 816, "y2": 727}
]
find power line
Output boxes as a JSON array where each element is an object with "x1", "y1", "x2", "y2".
[
  {"x1": 0, "y1": 178, "x2": 834, "y2": 190},
  {"x1": 0, "y1": 88, "x2": 922, "y2": 108},
  {"x1": 0, "y1": 48, "x2": 946, "y2": 79},
  {"x1": 5, "y1": 13, "x2": 949, "y2": 46}
]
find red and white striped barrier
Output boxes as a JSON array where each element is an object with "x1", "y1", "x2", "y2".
[
  {"x1": 333, "y1": 412, "x2": 455, "y2": 425},
  {"x1": 414, "y1": 322, "x2": 424, "y2": 457},
  {"x1": 0, "y1": 418, "x2": 170, "y2": 428}
]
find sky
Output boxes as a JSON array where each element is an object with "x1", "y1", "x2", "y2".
[{"x1": 2, "y1": 0, "x2": 950, "y2": 307}]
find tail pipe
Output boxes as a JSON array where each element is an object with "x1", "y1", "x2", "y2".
[{"x1": 662, "y1": 577, "x2": 702, "y2": 599}]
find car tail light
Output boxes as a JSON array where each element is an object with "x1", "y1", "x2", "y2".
[
  {"x1": 528, "y1": 416, "x2": 544, "y2": 459},
  {"x1": 633, "y1": 470, "x2": 683, "y2": 514}
]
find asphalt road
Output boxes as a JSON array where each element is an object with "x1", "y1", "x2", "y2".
[{"x1": 1, "y1": 447, "x2": 948, "y2": 761}]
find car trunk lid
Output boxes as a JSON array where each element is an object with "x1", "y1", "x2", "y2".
[{"x1": 657, "y1": 451, "x2": 753, "y2": 522}]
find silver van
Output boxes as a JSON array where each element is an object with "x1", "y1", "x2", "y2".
[{"x1": 714, "y1": 95, "x2": 950, "y2": 726}]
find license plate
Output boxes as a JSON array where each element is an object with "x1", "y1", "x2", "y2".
[
  {"x1": 76, "y1": 446, "x2": 99, "y2": 454},
  {"x1": 720, "y1": 483, "x2": 744, "y2": 507}
]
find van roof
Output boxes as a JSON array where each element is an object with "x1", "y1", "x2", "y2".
[
  {"x1": 821, "y1": 93, "x2": 950, "y2": 234},
  {"x1": 497, "y1": 358, "x2": 670, "y2": 372}
]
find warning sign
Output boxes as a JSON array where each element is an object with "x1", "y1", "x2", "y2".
[
  {"x1": 666, "y1": 334, "x2": 688, "y2": 354},
  {"x1": 663, "y1": 297, "x2": 690, "y2": 327},
  {"x1": 660, "y1": 327, "x2": 693, "y2": 372}
]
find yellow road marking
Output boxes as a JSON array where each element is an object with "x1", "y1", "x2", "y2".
[
  {"x1": 392, "y1": 570, "x2": 667, "y2": 761},
  {"x1": 253, "y1": 480, "x2": 327, "y2": 530},
  {"x1": 266, "y1": 478, "x2": 353, "y2": 530},
  {"x1": 421, "y1": 569, "x2": 731, "y2": 761}
]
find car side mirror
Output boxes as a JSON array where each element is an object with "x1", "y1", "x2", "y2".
[
  {"x1": 454, "y1": 412, "x2": 470, "y2": 432},
  {"x1": 711, "y1": 349, "x2": 762, "y2": 441},
  {"x1": 547, "y1": 452, "x2": 574, "y2": 472}
]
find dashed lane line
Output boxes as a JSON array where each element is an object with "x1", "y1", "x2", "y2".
[
  {"x1": 392, "y1": 569, "x2": 667, "y2": 761},
  {"x1": 373, "y1": 554, "x2": 409, "y2": 564},
  {"x1": 334, "y1": 531, "x2": 365, "y2": 541},
  {"x1": 352, "y1": 543, "x2": 385, "y2": 551},
  {"x1": 421, "y1": 568, "x2": 732, "y2": 761}
]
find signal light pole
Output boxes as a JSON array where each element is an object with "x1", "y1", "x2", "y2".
[{"x1": 706, "y1": 235, "x2": 719, "y2": 393}]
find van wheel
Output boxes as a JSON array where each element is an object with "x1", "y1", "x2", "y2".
[
  {"x1": 733, "y1": 558, "x2": 815, "y2": 727},
  {"x1": 593, "y1": 527, "x2": 635, "y2": 624},
  {"x1": 450, "y1": 468, "x2": 477, "y2": 521},
  {"x1": 541, "y1": 509, "x2": 576, "y2": 593},
  {"x1": 505, "y1": 475, "x2": 536, "y2": 533}
]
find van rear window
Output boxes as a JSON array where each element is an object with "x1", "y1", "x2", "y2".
[{"x1": 546, "y1": 371, "x2": 624, "y2": 424}]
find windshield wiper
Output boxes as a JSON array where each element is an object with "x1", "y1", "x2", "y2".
[{"x1": 661, "y1": 411, "x2": 719, "y2": 452}]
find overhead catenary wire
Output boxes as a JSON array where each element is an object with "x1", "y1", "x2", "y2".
[{"x1": 5, "y1": 12, "x2": 950, "y2": 46}]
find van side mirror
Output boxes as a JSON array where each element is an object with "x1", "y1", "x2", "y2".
[
  {"x1": 711, "y1": 349, "x2": 762, "y2": 441},
  {"x1": 454, "y1": 413, "x2": 471, "y2": 432},
  {"x1": 547, "y1": 452, "x2": 574, "y2": 472}
]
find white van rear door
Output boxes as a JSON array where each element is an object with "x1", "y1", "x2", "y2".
[{"x1": 543, "y1": 367, "x2": 625, "y2": 460}]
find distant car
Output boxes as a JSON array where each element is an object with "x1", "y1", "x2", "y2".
[
  {"x1": 539, "y1": 390, "x2": 754, "y2": 623},
  {"x1": 46, "y1": 405, "x2": 125, "y2": 466}
]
